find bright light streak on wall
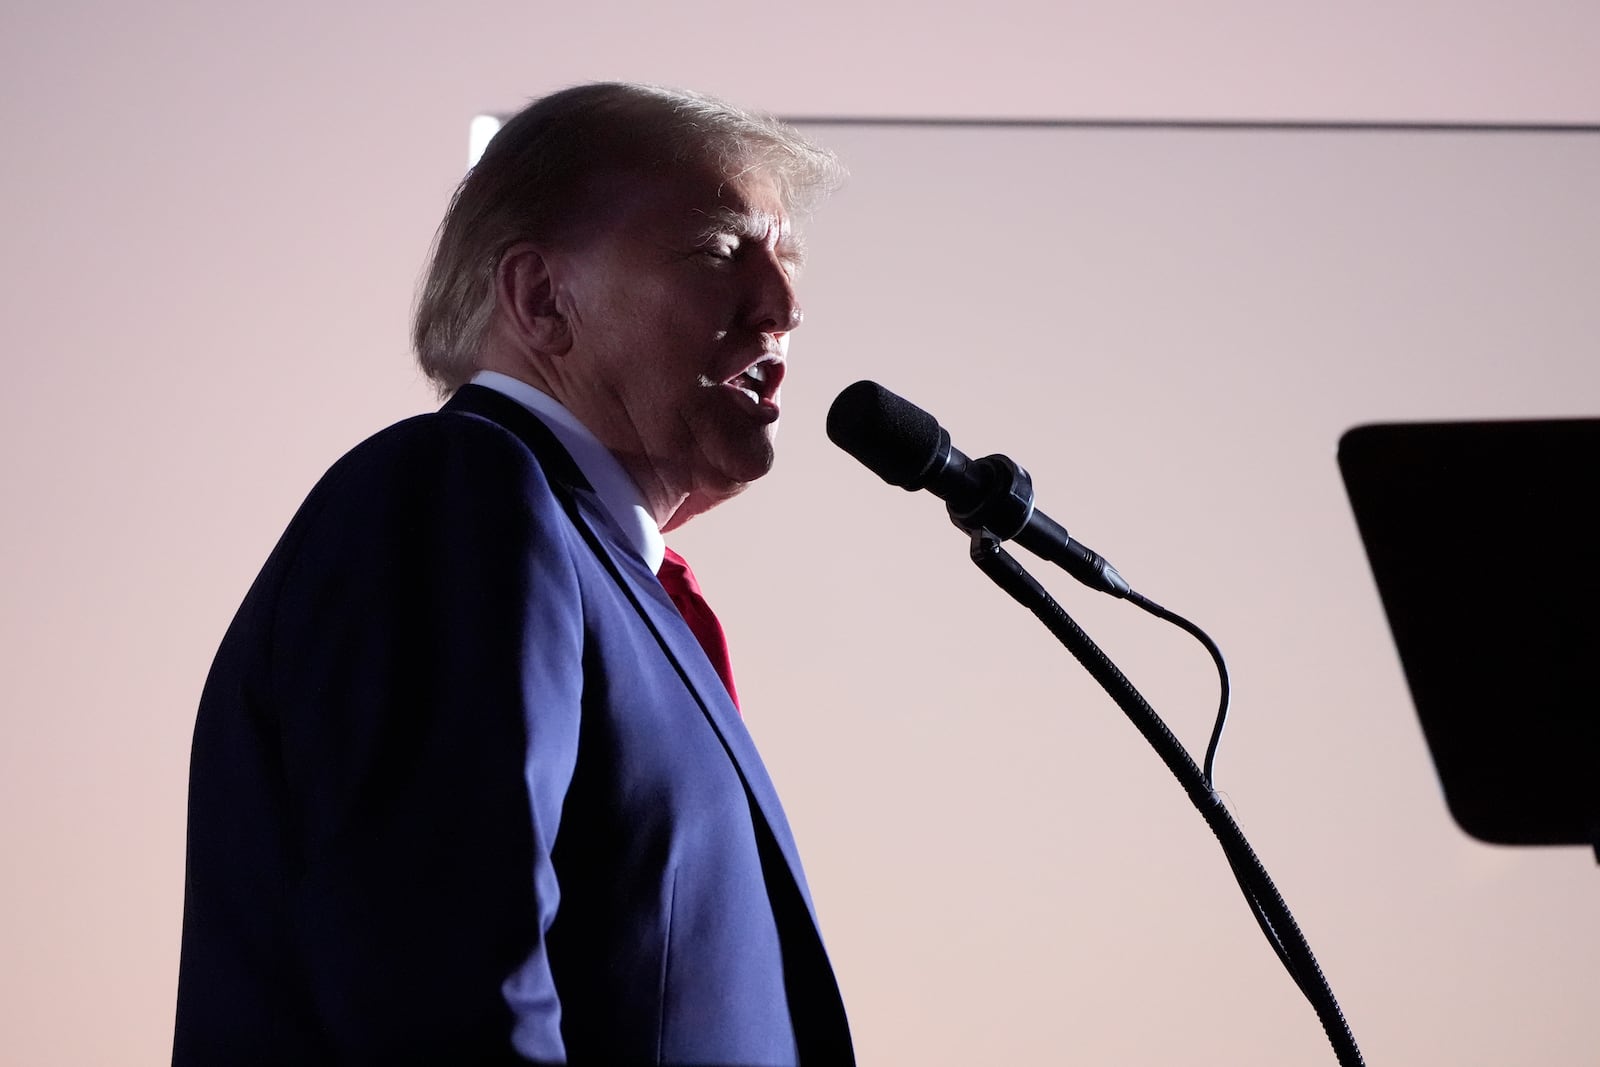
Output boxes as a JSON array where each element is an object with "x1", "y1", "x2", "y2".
[{"x1": 468, "y1": 115, "x2": 502, "y2": 167}]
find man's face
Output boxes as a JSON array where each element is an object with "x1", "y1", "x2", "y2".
[{"x1": 549, "y1": 158, "x2": 804, "y2": 522}]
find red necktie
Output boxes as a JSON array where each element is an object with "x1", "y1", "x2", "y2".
[{"x1": 657, "y1": 547, "x2": 740, "y2": 712}]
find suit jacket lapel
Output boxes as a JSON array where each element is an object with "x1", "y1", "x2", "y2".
[
  {"x1": 440, "y1": 385, "x2": 824, "y2": 924},
  {"x1": 594, "y1": 528, "x2": 823, "y2": 919}
]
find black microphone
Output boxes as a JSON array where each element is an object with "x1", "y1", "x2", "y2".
[{"x1": 826, "y1": 380, "x2": 1131, "y2": 598}]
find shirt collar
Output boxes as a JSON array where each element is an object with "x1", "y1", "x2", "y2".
[{"x1": 469, "y1": 370, "x2": 665, "y2": 573}]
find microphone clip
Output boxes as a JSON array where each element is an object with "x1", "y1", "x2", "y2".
[
  {"x1": 945, "y1": 453, "x2": 1037, "y2": 541},
  {"x1": 949, "y1": 454, "x2": 1132, "y2": 600}
]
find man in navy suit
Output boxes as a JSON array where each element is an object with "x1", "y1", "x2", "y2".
[{"x1": 174, "y1": 83, "x2": 852, "y2": 1065}]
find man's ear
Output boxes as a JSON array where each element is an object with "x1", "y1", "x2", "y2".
[{"x1": 494, "y1": 242, "x2": 572, "y2": 357}]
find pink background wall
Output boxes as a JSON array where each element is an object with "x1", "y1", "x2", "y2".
[{"x1": 3, "y1": 3, "x2": 1597, "y2": 1063}]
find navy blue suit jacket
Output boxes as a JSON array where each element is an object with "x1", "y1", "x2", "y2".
[{"x1": 174, "y1": 385, "x2": 852, "y2": 1065}]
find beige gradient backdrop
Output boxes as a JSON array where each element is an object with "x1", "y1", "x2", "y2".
[{"x1": 4, "y1": 2, "x2": 1599, "y2": 1064}]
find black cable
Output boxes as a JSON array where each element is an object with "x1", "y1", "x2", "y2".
[
  {"x1": 1120, "y1": 593, "x2": 1318, "y2": 1001},
  {"x1": 968, "y1": 532, "x2": 1364, "y2": 1066},
  {"x1": 1126, "y1": 590, "x2": 1230, "y2": 787}
]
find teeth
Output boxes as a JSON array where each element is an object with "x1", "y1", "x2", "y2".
[
  {"x1": 746, "y1": 363, "x2": 768, "y2": 383},
  {"x1": 735, "y1": 385, "x2": 759, "y2": 404}
]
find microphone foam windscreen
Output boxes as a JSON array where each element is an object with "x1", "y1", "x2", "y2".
[{"x1": 826, "y1": 380, "x2": 944, "y2": 490}]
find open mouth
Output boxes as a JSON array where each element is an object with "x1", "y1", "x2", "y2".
[{"x1": 722, "y1": 354, "x2": 785, "y2": 413}]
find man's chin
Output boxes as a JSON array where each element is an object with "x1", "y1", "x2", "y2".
[
  {"x1": 663, "y1": 442, "x2": 774, "y2": 531},
  {"x1": 710, "y1": 422, "x2": 778, "y2": 484},
  {"x1": 729, "y1": 438, "x2": 778, "y2": 488},
  {"x1": 706, "y1": 450, "x2": 773, "y2": 505}
]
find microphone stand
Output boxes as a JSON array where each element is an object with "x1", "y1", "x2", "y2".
[{"x1": 963, "y1": 527, "x2": 1365, "y2": 1067}]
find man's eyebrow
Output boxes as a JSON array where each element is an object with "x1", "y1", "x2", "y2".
[
  {"x1": 690, "y1": 206, "x2": 807, "y2": 264},
  {"x1": 690, "y1": 205, "x2": 762, "y2": 239}
]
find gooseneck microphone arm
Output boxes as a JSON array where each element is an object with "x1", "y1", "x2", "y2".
[
  {"x1": 826, "y1": 380, "x2": 1365, "y2": 1066},
  {"x1": 968, "y1": 533, "x2": 1364, "y2": 1067}
]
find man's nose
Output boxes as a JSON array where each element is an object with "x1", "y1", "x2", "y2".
[{"x1": 748, "y1": 254, "x2": 802, "y2": 336}]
